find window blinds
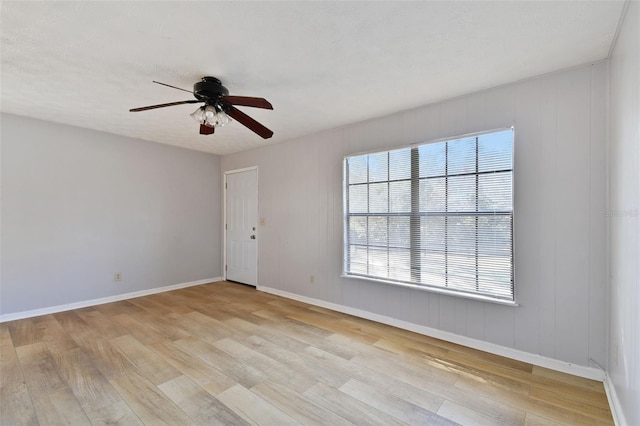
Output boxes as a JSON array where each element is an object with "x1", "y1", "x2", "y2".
[{"x1": 344, "y1": 129, "x2": 514, "y2": 301}]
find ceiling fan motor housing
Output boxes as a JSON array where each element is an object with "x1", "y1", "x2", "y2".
[{"x1": 193, "y1": 77, "x2": 229, "y2": 104}]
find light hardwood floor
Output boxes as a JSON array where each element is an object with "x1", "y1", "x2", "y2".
[{"x1": 1, "y1": 281, "x2": 613, "y2": 425}]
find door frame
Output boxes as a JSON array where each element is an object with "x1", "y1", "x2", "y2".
[{"x1": 223, "y1": 166, "x2": 259, "y2": 285}]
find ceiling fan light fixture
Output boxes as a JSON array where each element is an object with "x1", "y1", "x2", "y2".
[{"x1": 191, "y1": 105, "x2": 230, "y2": 128}]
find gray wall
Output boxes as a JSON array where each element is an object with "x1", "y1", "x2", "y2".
[
  {"x1": 1, "y1": 114, "x2": 222, "y2": 315},
  {"x1": 608, "y1": 2, "x2": 639, "y2": 424},
  {"x1": 222, "y1": 62, "x2": 608, "y2": 368}
]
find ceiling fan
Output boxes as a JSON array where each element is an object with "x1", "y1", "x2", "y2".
[{"x1": 130, "y1": 77, "x2": 273, "y2": 139}]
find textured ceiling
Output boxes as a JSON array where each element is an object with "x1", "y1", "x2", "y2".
[{"x1": 1, "y1": 1, "x2": 626, "y2": 155}]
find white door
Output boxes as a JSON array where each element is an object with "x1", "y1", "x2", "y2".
[{"x1": 225, "y1": 168, "x2": 258, "y2": 286}]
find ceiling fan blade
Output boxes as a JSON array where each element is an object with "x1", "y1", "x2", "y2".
[
  {"x1": 152, "y1": 81, "x2": 194, "y2": 94},
  {"x1": 225, "y1": 96, "x2": 273, "y2": 110},
  {"x1": 129, "y1": 100, "x2": 200, "y2": 112},
  {"x1": 200, "y1": 124, "x2": 215, "y2": 135},
  {"x1": 226, "y1": 106, "x2": 274, "y2": 139}
]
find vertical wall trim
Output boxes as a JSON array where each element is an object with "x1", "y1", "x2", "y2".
[
  {"x1": 604, "y1": 373, "x2": 627, "y2": 426},
  {"x1": 607, "y1": 0, "x2": 631, "y2": 59}
]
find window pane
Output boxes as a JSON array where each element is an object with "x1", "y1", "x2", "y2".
[
  {"x1": 421, "y1": 251, "x2": 446, "y2": 287},
  {"x1": 389, "y1": 248, "x2": 411, "y2": 282},
  {"x1": 478, "y1": 172, "x2": 512, "y2": 212},
  {"x1": 478, "y1": 129, "x2": 513, "y2": 172},
  {"x1": 447, "y1": 252, "x2": 476, "y2": 292},
  {"x1": 478, "y1": 255, "x2": 512, "y2": 297},
  {"x1": 389, "y1": 216, "x2": 410, "y2": 248},
  {"x1": 349, "y1": 216, "x2": 367, "y2": 245},
  {"x1": 421, "y1": 216, "x2": 445, "y2": 252},
  {"x1": 419, "y1": 177, "x2": 446, "y2": 212},
  {"x1": 389, "y1": 148, "x2": 411, "y2": 181},
  {"x1": 369, "y1": 183, "x2": 388, "y2": 213},
  {"x1": 368, "y1": 152, "x2": 388, "y2": 182},
  {"x1": 419, "y1": 142, "x2": 446, "y2": 177},
  {"x1": 447, "y1": 216, "x2": 476, "y2": 255},
  {"x1": 368, "y1": 216, "x2": 388, "y2": 247},
  {"x1": 348, "y1": 155, "x2": 368, "y2": 184},
  {"x1": 348, "y1": 245, "x2": 368, "y2": 274},
  {"x1": 447, "y1": 137, "x2": 476, "y2": 175},
  {"x1": 447, "y1": 175, "x2": 476, "y2": 212},
  {"x1": 477, "y1": 216, "x2": 512, "y2": 256},
  {"x1": 390, "y1": 181, "x2": 411, "y2": 213},
  {"x1": 348, "y1": 184, "x2": 368, "y2": 213},
  {"x1": 369, "y1": 247, "x2": 389, "y2": 278}
]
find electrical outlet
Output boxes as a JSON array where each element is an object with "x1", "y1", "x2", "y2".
[
  {"x1": 310, "y1": 275, "x2": 315, "y2": 284},
  {"x1": 114, "y1": 272, "x2": 122, "y2": 281}
]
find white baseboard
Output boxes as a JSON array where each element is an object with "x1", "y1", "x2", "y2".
[
  {"x1": 0, "y1": 277, "x2": 224, "y2": 322},
  {"x1": 258, "y1": 285, "x2": 605, "y2": 382},
  {"x1": 603, "y1": 373, "x2": 627, "y2": 426}
]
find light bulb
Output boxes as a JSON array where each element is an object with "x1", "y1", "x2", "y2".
[{"x1": 204, "y1": 105, "x2": 216, "y2": 118}]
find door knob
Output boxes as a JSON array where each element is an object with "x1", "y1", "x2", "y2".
[{"x1": 250, "y1": 235, "x2": 256, "y2": 239}]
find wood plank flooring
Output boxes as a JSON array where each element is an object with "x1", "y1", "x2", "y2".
[{"x1": 1, "y1": 281, "x2": 614, "y2": 425}]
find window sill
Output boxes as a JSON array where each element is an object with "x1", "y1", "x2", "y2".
[{"x1": 341, "y1": 274, "x2": 519, "y2": 307}]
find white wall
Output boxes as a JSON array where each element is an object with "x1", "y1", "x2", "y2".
[
  {"x1": 1, "y1": 114, "x2": 222, "y2": 315},
  {"x1": 608, "y1": 2, "x2": 639, "y2": 424},
  {"x1": 222, "y1": 62, "x2": 608, "y2": 369}
]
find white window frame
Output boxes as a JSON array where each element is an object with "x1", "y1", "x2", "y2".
[{"x1": 342, "y1": 128, "x2": 516, "y2": 306}]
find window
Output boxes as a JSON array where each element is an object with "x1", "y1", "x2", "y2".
[{"x1": 343, "y1": 128, "x2": 514, "y2": 302}]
